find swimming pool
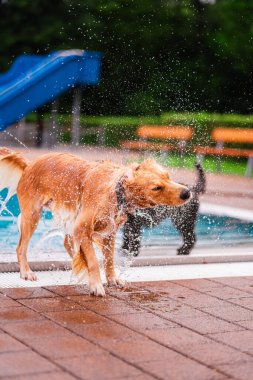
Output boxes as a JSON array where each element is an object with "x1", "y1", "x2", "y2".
[{"x1": 1, "y1": 210, "x2": 253, "y2": 254}]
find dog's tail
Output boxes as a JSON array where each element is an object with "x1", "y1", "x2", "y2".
[
  {"x1": 0, "y1": 147, "x2": 29, "y2": 202},
  {"x1": 72, "y1": 248, "x2": 88, "y2": 279},
  {"x1": 192, "y1": 162, "x2": 206, "y2": 195}
]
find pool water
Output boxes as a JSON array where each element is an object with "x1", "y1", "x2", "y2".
[
  {"x1": 142, "y1": 214, "x2": 253, "y2": 248},
  {"x1": 1, "y1": 212, "x2": 253, "y2": 254}
]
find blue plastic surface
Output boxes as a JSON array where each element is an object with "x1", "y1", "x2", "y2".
[{"x1": 0, "y1": 50, "x2": 102, "y2": 131}]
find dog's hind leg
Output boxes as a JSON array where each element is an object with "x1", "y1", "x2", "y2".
[
  {"x1": 171, "y1": 203, "x2": 199, "y2": 256},
  {"x1": 16, "y1": 208, "x2": 41, "y2": 281},
  {"x1": 101, "y1": 234, "x2": 125, "y2": 288}
]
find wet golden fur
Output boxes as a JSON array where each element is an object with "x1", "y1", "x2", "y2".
[{"x1": 0, "y1": 147, "x2": 189, "y2": 296}]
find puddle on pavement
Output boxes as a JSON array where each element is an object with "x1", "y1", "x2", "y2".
[{"x1": 128, "y1": 291, "x2": 168, "y2": 303}]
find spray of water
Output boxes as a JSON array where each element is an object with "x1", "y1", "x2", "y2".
[
  {"x1": 3, "y1": 130, "x2": 29, "y2": 150},
  {"x1": 0, "y1": 196, "x2": 15, "y2": 219},
  {"x1": 33, "y1": 228, "x2": 64, "y2": 253}
]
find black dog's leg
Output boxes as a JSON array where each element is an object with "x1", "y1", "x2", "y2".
[
  {"x1": 122, "y1": 213, "x2": 142, "y2": 257},
  {"x1": 177, "y1": 230, "x2": 196, "y2": 255},
  {"x1": 171, "y1": 201, "x2": 199, "y2": 256}
]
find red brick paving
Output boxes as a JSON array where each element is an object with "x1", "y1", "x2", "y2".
[
  {"x1": 0, "y1": 332, "x2": 27, "y2": 353},
  {"x1": 1, "y1": 278, "x2": 253, "y2": 379},
  {"x1": 4, "y1": 373, "x2": 78, "y2": 380},
  {"x1": 0, "y1": 350, "x2": 57, "y2": 377},
  {"x1": 2, "y1": 287, "x2": 57, "y2": 299},
  {"x1": 2, "y1": 320, "x2": 73, "y2": 340}
]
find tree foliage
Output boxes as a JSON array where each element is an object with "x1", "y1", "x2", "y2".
[{"x1": 0, "y1": 0, "x2": 252, "y2": 114}]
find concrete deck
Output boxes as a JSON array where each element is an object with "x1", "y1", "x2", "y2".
[{"x1": 1, "y1": 278, "x2": 253, "y2": 379}]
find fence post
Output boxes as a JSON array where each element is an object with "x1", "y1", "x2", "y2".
[
  {"x1": 71, "y1": 87, "x2": 82, "y2": 146},
  {"x1": 246, "y1": 157, "x2": 253, "y2": 177},
  {"x1": 36, "y1": 109, "x2": 44, "y2": 147},
  {"x1": 49, "y1": 98, "x2": 59, "y2": 148}
]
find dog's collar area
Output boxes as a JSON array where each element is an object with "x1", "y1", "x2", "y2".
[{"x1": 116, "y1": 176, "x2": 129, "y2": 213}]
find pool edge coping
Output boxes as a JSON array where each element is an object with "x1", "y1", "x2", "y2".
[
  {"x1": 1, "y1": 248, "x2": 253, "y2": 273},
  {"x1": 200, "y1": 202, "x2": 253, "y2": 222}
]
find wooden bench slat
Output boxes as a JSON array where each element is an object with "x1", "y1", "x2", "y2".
[
  {"x1": 137, "y1": 126, "x2": 192, "y2": 140},
  {"x1": 121, "y1": 140, "x2": 181, "y2": 152},
  {"x1": 194, "y1": 146, "x2": 253, "y2": 158},
  {"x1": 195, "y1": 127, "x2": 253, "y2": 176},
  {"x1": 212, "y1": 128, "x2": 253, "y2": 143}
]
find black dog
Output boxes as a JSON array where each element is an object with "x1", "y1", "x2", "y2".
[{"x1": 122, "y1": 163, "x2": 206, "y2": 256}]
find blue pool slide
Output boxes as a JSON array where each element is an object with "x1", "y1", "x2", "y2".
[{"x1": 0, "y1": 50, "x2": 102, "y2": 131}]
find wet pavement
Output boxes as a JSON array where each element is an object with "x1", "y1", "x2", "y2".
[
  {"x1": 1, "y1": 277, "x2": 253, "y2": 379},
  {"x1": 1, "y1": 146, "x2": 253, "y2": 379}
]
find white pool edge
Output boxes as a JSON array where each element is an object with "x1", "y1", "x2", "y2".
[
  {"x1": 1, "y1": 261, "x2": 253, "y2": 288},
  {"x1": 200, "y1": 202, "x2": 253, "y2": 222}
]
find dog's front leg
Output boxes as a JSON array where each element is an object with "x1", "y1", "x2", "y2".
[
  {"x1": 81, "y1": 237, "x2": 105, "y2": 296},
  {"x1": 122, "y1": 213, "x2": 142, "y2": 256},
  {"x1": 74, "y1": 223, "x2": 105, "y2": 297},
  {"x1": 102, "y1": 234, "x2": 125, "y2": 288}
]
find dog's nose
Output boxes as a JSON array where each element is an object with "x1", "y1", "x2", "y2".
[{"x1": 180, "y1": 188, "x2": 191, "y2": 201}]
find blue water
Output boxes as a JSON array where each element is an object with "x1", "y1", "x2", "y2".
[
  {"x1": 142, "y1": 214, "x2": 253, "y2": 247},
  {"x1": 0, "y1": 212, "x2": 253, "y2": 253}
]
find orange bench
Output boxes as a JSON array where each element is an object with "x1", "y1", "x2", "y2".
[
  {"x1": 121, "y1": 125, "x2": 193, "y2": 160},
  {"x1": 194, "y1": 128, "x2": 253, "y2": 177}
]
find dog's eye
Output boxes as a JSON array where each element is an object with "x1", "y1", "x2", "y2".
[{"x1": 152, "y1": 186, "x2": 163, "y2": 191}]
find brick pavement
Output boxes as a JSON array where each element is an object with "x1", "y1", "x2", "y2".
[{"x1": 1, "y1": 277, "x2": 253, "y2": 379}]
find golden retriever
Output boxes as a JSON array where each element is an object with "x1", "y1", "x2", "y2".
[{"x1": 0, "y1": 148, "x2": 191, "y2": 296}]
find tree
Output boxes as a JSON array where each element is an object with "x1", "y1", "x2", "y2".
[{"x1": 0, "y1": 0, "x2": 252, "y2": 114}]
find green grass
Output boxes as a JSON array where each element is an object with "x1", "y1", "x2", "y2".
[
  {"x1": 26, "y1": 111, "x2": 253, "y2": 128},
  {"x1": 161, "y1": 111, "x2": 253, "y2": 127},
  {"x1": 152, "y1": 153, "x2": 251, "y2": 177}
]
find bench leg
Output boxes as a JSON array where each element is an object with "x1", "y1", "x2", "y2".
[
  {"x1": 180, "y1": 151, "x2": 185, "y2": 167},
  {"x1": 246, "y1": 157, "x2": 253, "y2": 177},
  {"x1": 196, "y1": 154, "x2": 204, "y2": 165},
  {"x1": 216, "y1": 155, "x2": 222, "y2": 172},
  {"x1": 159, "y1": 151, "x2": 168, "y2": 164}
]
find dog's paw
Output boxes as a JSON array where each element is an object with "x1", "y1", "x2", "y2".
[
  {"x1": 177, "y1": 248, "x2": 190, "y2": 256},
  {"x1": 107, "y1": 278, "x2": 125, "y2": 288},
  {"x1": 89, "y1": 282, "x2": 106, "y2": 297},
  {"x1": 20, "y1": 271, "x2": 37, "y2": 281}
]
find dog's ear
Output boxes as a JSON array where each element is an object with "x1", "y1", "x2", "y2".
[{"x1": 139, "y1": 159, "x2": 164, "y2": 172}]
